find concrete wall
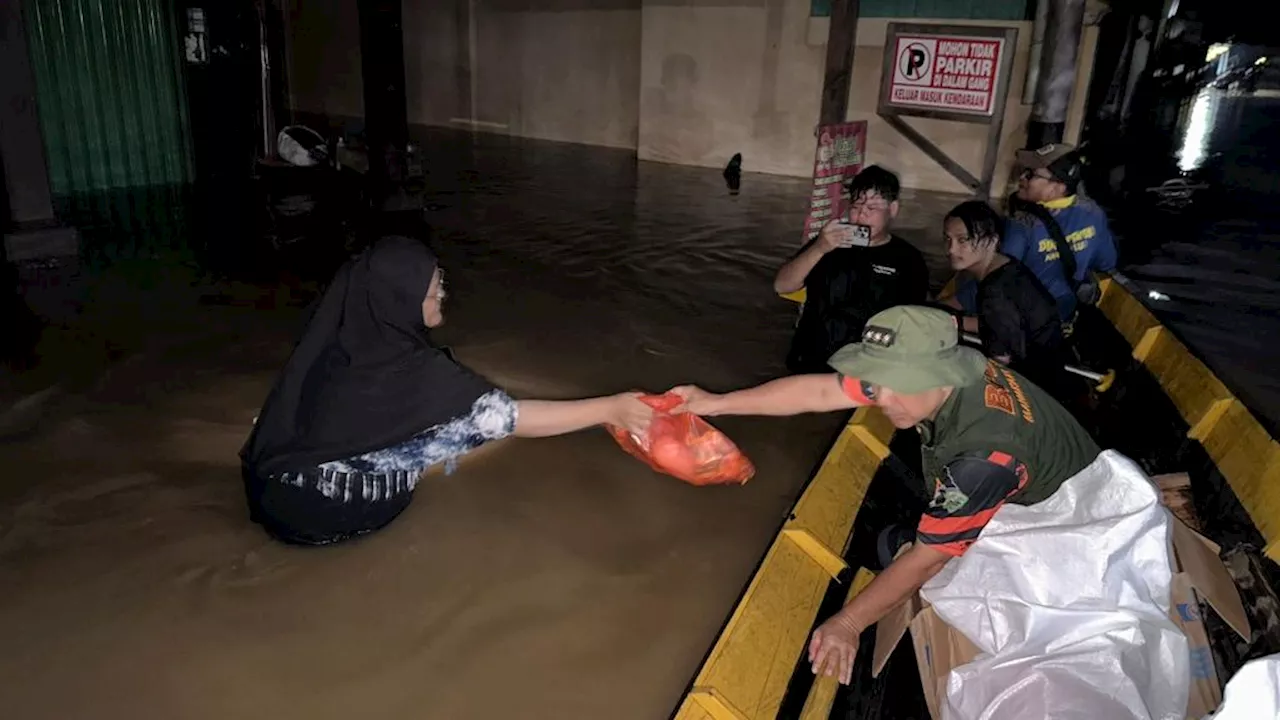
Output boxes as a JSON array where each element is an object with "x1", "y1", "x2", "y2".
[
  {"x1": 637, "y1": 4, "x2": 1072, "y2": 195},
  {"x1": 638, "y1": 0, "x2": 823, "y2": 180},
  {"x1": 403, "y1": 0, "x2": 642, "y2": 150},
  {"x1": 284, "y1": 0, "x2": 364, "y2": 119},
  {"x1": 402, "y1": 0, "x2": 462, "y2": 131},
  {"x1": 280, "y1": 1, "x2": 1101, "y2": 194}
]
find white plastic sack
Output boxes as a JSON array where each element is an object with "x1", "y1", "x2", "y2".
[
  {"x1": 1207, "y1": 653, "x2": 1280, "y2": 719},
  {"x1": 277, "y1": 125, "x2": 327, "y2": 167},
  {"x1": 921, "y1": 450, "x2": 1190, "y2": 720}
]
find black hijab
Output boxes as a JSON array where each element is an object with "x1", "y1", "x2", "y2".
[{"x1": 241, "y1": 236, "x2": 497, "y2": 475}]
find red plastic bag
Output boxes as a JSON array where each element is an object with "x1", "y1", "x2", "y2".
[{"x1": 607, "y1": 393, "x2": 755, "y2": 486}]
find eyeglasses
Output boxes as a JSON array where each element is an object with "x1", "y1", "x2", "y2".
[
  {"x1": 849, "y1": 200, "x2": 890, "y2": 213},
  {"x1": 426, "y1": 270, "x2": 447, "y2": 302},
  {"x1": 1020, "y1": 168, "x2": 1055, "y2": 182}
]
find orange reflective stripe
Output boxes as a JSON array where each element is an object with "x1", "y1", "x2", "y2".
[
  {"x1": 840, "y1": 375, "x2": 871, "y2": 404},
  {"x1": 918, "y1": 505, "x2": 1000, "y2": 536},
  {"x1": 987, "y1": 451, "x2": 1015, "y2": 467}
]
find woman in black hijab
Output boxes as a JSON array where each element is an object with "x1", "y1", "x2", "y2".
[{"x1": 241, "y1": 236, "x2": 653, "y2": 545}]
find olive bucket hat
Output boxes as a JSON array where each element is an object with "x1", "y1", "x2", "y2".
[{"x1": 827, "y1": 306, "x2": 987, "y2": 394}]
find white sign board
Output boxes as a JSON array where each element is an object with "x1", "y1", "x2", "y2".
[{"x1": 886, "y1": 33, "x2": 1006, "y2": 116}]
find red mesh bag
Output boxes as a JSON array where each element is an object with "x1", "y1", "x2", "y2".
[{"x1": 607, "y1": 393, "x2": 755, "y2": 486}]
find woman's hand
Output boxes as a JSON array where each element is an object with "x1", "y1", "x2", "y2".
[
  {"x1": 608, "y1": 393, "x2": 654, "y2": 437},
  {"x1": 516, "y1": 395, "x2": 655, "y2": 439},
  {"x1": 668, "y1": 385, "x2": 724, "y2": 416}
]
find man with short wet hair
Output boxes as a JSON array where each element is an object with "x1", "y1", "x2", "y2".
[
  {"x1": 776, "y1": 165, "x2": 929, "y2": 374},
  {"x1": 670, "y1": 305, "x2": 1099, "y2": 685}
]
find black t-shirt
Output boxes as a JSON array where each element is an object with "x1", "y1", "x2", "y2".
[
  {"x1": 977, "y1": 259, "x2": 1068, "y2": 395},
  {"x1": 787, "y1": 235, "x2": 929, "y2": 373}
]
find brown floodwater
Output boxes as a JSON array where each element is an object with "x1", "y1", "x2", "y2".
[{"x1": 0, "y1": 135, "x2": 963, "y2": 719}]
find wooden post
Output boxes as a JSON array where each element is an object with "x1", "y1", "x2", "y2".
[
  {"x1": 358, "y1": 0, "x2": 409, "y2": 191},
  {"x1": 819, "y1": 0, "x2": 861, "y2": 126},
  {"x1": 454, "y1": 0, "x2": 473, "y2": 123}
]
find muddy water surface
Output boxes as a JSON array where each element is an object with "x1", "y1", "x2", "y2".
[{"x1": 0, "y1": 137, "x2": 868, "y2": 719}]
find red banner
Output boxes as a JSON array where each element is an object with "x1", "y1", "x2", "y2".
[{"x1": 802, "y1": 121, "x2": 867, "y2": 244}]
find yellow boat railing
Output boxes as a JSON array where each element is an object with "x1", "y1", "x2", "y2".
[
  {"x1": 1095, "y1": 277, "x2": 1280, "y2": 559},
  {"x1": 670, "y1": 405, "x2": 892, "y2": 720}
]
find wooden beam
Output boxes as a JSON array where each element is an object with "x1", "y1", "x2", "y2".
[
  {"x1": 880, "y1": 113, "x2": 981, "y2": 191},
  {"x1": 819, "y1": 0, "x2": 861, "y2": 126}
]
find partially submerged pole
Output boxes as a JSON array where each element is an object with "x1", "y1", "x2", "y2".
[
  {"x1": 819, "y1": 0, "x2": 862, "y2": 126},
  {"x1": 961, "y1": 332, "x2": 1115, "y2": 391},
  {"x1": 358, "y1": 0, "x2": 409, "y2": 198},
  {"x1": 1028, "y1": 0, "x2": 1087, "y2": 147}
]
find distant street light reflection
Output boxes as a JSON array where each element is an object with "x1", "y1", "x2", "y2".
[{"x1": 1176, "y1": 90, "x2": 1215, "y2": 173}]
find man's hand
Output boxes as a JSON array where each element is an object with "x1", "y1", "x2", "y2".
[
  {"x1": 776, "y1": 221, "x2": 850, "y2": 293},
  {"x1": 667, "y1": 385, "x2": 723, "y2": 416},
  {"x1": 808, "y1": 612, "x2": 862, "y2": 685},
  {"x1": 815, "y1": 220, "x2": 855, "y2": 254},
  {"x1": 807, "y1": 542, "x2": 953, "y2": 686},
  {"x1": 669, "y1": 375, "x2": 859, "y2": 418}
]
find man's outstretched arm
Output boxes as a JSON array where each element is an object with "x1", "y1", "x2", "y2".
[{"x1": 671, "y1": 374, "x2": 869, "y2": 417}]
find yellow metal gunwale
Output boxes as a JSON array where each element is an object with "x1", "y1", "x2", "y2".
[
  {"x1": 1095, "y1": 277, "x2": 1280, "y2": 559},
  {"x1": 670, "y1": 406, "x2": 894, "y2": 720}
]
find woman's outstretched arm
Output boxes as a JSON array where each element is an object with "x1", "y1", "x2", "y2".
[{"x1": 513, "y1": 394, "x2": 652, "y2": 438}]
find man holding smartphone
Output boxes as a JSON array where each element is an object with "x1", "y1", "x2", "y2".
[{"x1": 776, "y1": 166, "x2": 930, "y2": 373}]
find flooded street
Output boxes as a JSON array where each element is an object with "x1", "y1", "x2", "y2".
[
  {"x1": 1117, "y1": 87, "x2": 1280, "y2": 434},
  {"x1": 0, "y1": 134, "x2": 862, "y2": 720},
  {"x1": 1123, "y1": 213, "x2": 1280, "y2": 435},
  {"x1": 2, "y1": 124, "x2": 1275, "y2": 718}
]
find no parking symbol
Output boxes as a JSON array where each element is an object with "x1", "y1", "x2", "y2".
[{"x1": 899, "y1": 42, "x2": 932, "y2": 82}]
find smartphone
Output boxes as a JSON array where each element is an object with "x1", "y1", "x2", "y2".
[{"x1": 835, "y1": 222, "x2": 872, "y2": 247}]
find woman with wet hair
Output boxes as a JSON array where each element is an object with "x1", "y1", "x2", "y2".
[
  {"x1": 942, "y1": 200, "x2": 1070, "y2": 399},
  {"x1": 241, "y1": 235, "x2": 653, "y2": 545}
]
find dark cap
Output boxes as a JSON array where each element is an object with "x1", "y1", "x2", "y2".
[{"x1": 1016, "y1": 143, "x2": 1081, "y2": 186}]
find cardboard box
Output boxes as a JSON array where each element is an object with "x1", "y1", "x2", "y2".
[
  {"x1": 1155, "y1": 472, "x2": 1202, "y2": 532},
  {"x1": 870, "y1": 516, "x2": 1251, "y2": 720}
]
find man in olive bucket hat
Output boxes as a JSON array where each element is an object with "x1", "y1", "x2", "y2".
[{"x1": 670, "y1": 305, "x2": 1098, "y2": 686}]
